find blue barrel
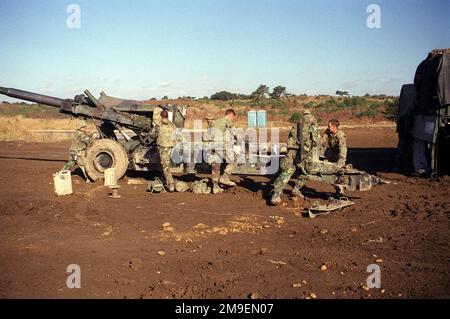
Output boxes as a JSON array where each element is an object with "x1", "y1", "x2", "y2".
[
  {"x1": 247, "y1": 110, "x2": 257, "y2": 128},
  {"x1": 257, "y1": 110, "x2": 267, "y2": 128}
]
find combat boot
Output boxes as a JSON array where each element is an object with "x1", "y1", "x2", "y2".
[
  {"x1": 219, "y1": 173, "x2": 237, "y2": 187},
  {"x1": 168, "y1": 183, "x2": 175, "y2": 192},
  {"x1": 212, "y1": 182, "x2": 224, "y2": 194},
  {"x1": 80, "y1": 166, "x2": 91, "y2": 184},
  {"x1": 270, "y1": 191, "x2": 282, "y2": 206},
  {"x1": 334, "y1": 185, "x2": 345, "y2": 199},
  {"x1": 291, "y1": 184, "x2": 304, "y2": 199}
]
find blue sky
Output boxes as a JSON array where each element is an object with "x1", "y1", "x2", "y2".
[{"x1": 0, "y1": 0, "x2": 448, "y2": 101}]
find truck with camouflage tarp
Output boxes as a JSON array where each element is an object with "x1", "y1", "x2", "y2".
[{"x1": 396, "y1": 49, "x2": 450, "y2": 176}]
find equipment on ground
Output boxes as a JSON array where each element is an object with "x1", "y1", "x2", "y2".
[
  {"x1": 148, "y1": 178, "x2": 165, "y2": 193},
  {"x1": 191, "y1": 179, "x2": 211, "y2": 194},
  {"x1": 175, "y1": 180, "x2": 189, "y2": 192},
  {"x1": 53, "y1": 170, "x2": 73, "y2": 196},
  {"x1": 306, "y1": 197, "x2": 355, "y2": 218}
]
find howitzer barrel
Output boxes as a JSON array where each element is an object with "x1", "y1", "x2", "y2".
[{"x1": 0, "y1": 86, "x2": 64, "y2": 108}]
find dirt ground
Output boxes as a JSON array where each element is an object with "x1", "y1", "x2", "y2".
[{"x1": 0, "y1": 127, "x2": 449, "y2": 299}]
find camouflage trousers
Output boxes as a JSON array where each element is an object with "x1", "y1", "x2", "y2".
[
  {"x1": 273, "y1": 154, "x2": 306, "y2": 194},
  {"x1": 62, "y1": 150, "x2": 79, "y2": 171},
  {"x1": 158, "y1": 146, "x2": 174, "y2": 186},
  {"x1": 62, "y1": 149, "x2": 89, "y2": 180},
  {"x1": 206, "y1": 149, "x2": 236, "y2": 183}
]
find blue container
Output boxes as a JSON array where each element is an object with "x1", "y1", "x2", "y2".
[
  {"x1": 257, "y1": 110, "x2": 267, "y2": 128},
  {"x1": 247, "y1": 110, "x2": 257, "y2": 128}
]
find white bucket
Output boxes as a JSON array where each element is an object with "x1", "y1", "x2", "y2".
[
  {"x1": 53, "y1": 170, "x2": 73, "y2": 196},
  {"x1": 104, "y1": 168, "x2": 117, "y2": 187}
]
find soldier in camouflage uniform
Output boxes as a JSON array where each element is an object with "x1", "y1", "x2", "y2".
[
  {"x1": 152, "y1": 105, "x2": 164, "y2": 127},
  {"x1": 153, "y1": 110, "x2": 177, "y2": 192},
  {"x1": 321, "y1": 119, "x2": 347, "y2": 168},
  {"x1": 271, "y1": 110, "x2": 320, "y2": 205},
  {"x1": 206, "y1": 109, "x2": 238, "y2": 194},
  {"x1": 62, "y1": 120, "x2": 93, "y2": 182}
]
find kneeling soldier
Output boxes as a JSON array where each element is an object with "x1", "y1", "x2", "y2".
[
  {"x1": 62, "y1": 120, "x2": 92, "y2": 182},
  {"x1": 321, "y1": 119, "x2": 347, "y2": 167}
]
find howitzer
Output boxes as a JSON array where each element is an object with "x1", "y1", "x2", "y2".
[
  {"x1": 0, "y1": 86, "x2": 283, "y2": 182},
  {"x1": 0, "y1": 86, "x2": 185, "y2": 134},
  {"x1": 0, "y1": 86, "x2": 389, "y2": 194},
  {"x1": 0, "y1": 86, "x2": 187, "y2": 181}
]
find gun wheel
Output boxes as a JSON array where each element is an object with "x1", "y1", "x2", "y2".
[{"x1": 84, "y1": 139, "x2": 128, "y2": 181}]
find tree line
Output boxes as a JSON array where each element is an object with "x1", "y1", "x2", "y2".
[{"x1": 210, "y1": 85, "x2": 290, "y2": 101}]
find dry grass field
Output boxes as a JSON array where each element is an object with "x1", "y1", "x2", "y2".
[
  {"x1": 0, "y1": 94, "x2": 397, "y2": 142},
  {"x1": 0, "y1": 116, "x2": 94, "y2": 142}
]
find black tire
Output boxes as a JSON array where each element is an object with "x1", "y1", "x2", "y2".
[{"x1": 84, "y1": 139, "x2": 129, "y2": 181}]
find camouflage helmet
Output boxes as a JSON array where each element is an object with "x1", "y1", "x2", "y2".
[
  {"x1": 191, "y1": 179, "x2": 211, "y2": 194},
  {"x1": 303, "y1": 109, "x2": 311, "y2": 115},
  {"x1": 175, "y1": 181, "x2": 189, "y2": 193}
]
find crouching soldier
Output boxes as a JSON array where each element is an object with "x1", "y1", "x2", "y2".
[
  {"x1": 62, "y1": 120, "x2": 93, "y2": 182},
  {"x1": 153, "y1": 110, "x2": 177, "y2": 192},
  {"x1": 271, "y1": 110, "x2": 319, "y2": 205}
]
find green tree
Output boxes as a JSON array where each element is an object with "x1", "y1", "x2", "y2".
[
  {"x1": 288, "y1": 112, "x2": 302, "y2": 123},
  {"x1": 383, "y1": 98, "x2": 399, "y2": 120},
  {"x1": 336, "y1": 90, "x2": 349, "y2": 96},
  {"x1": 270, "y1": 86, "x2": 287, "y2": 99},
  {"x1": 251, "y1": 85, "x2": 269, "y2": 100},
  {"x1": 210, "y1": 91, "x2": 237, "y2": 101}
]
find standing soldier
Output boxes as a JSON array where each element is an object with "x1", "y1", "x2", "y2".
[
  {"x1": 207, "y1": 109, "x2": 238, "y2": 194},
  {"x1": 321, "y1": 119, "x2": 347, "y2": 167},
  {"x1": 271, "y1": 110, "x2": 319, "y2": 205},
  {"x1": 62, "y1": 120, "x2": 93, "y2": 182},
  {"x1": 153, "y1": 110, "x2": 177, "y2": 192}
]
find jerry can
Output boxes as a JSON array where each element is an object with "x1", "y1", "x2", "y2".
[{"x1": 53, "y1": 170, "x2": 73, "y2": 196}]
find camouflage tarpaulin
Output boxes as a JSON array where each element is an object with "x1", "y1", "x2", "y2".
[
  {"x1": 437, "y1": 52, "x2": 450, "y2": 107},
  {"x1": 414, "y1": 49, "x2": 450, "y2": 114}
]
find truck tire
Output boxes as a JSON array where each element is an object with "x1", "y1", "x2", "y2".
[{"x1": 84, "y1": 139, "x2": 129, "y2": 181}]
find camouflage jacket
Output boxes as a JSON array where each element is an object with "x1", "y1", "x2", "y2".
[
  {"x1": 287, "y1": 115, "x2": 319, "y2": 150},
  {"x1": 286, "y1": 114, "x2": 320, "y2": 166},
  {"x1": 286, "y1": 126, "x2": 299, "y2": 150},
  {"x1": 322, "y1": 130, "x2": 347, "y2": 166},
  {"x1": 208, "y1": 116, "x2": 235, "y2": 143},
  {"x1": 70, "y1": 129, "x2": 92, "y2": 152},
  {"x1": 155, "y1": 118, "x2": 177, "y2": 148},
  {"x1": 152, "y1": 106, "x2": 164, "y2": 127},
  {"x1": 302, "y1": 114, "x2": 319, "y2": 154}
]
